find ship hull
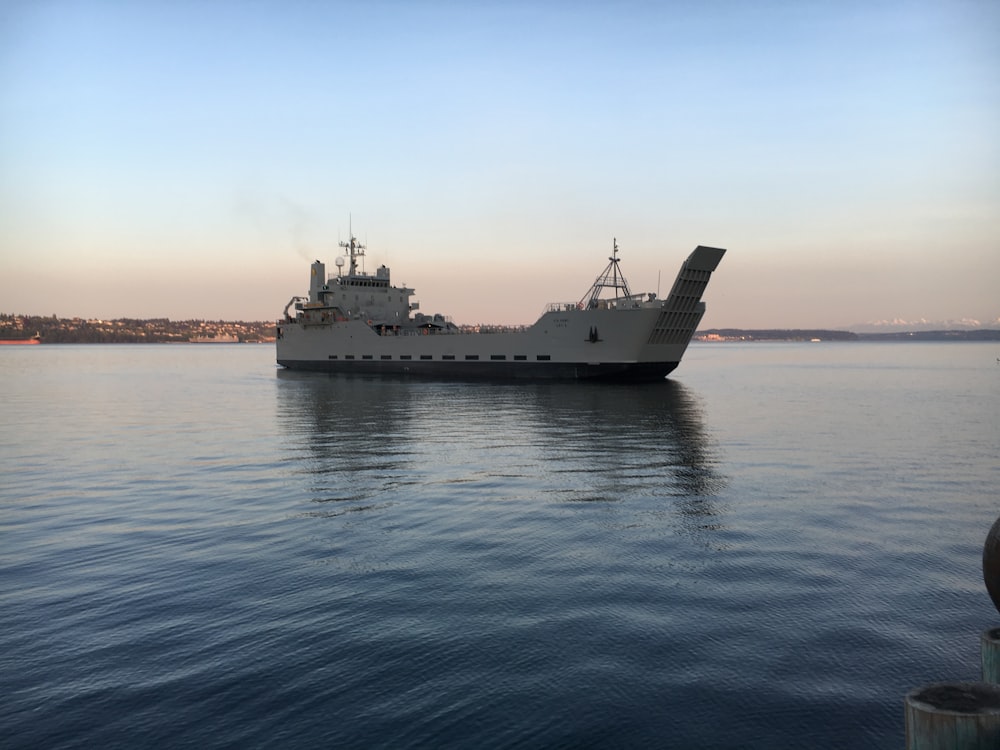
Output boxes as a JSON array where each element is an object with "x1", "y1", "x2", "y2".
[
  {"x1": 275, "y1": 356, "x2": 679, "y2": 382},
  {"x1": 277, "y1": 307, "x2": 693, "y2": 381}
]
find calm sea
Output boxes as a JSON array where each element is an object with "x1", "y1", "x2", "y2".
[{"x1": 2, "y1": 342, "x2": 998, "y2": 748}]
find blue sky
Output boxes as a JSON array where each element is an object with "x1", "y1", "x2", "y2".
[{"x1": 2, "y1": 0, "x2": 997, "y2": 327}]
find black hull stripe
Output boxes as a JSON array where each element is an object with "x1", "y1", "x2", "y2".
[{"x1": 276, "y1": 359, "x2": 679, "y2": 381}]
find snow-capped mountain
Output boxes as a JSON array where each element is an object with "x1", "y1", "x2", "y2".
[{"x1": 849, "y1": 317, "x2": 1000, "y2": 333}]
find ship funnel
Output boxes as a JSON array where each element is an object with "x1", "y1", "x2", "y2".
[{"x1": 310, "y1": 261, "x2": 326, "y2": 303}]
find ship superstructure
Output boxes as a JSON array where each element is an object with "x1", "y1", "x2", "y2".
[{"x1": 276, "y1": 236, "x2": 725, "y2": 381}]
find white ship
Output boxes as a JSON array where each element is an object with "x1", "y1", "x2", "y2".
[{"x1": 276, "y1": 236, "x2": 725, "y2": 381}]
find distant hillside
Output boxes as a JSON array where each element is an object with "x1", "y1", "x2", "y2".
[
  {"x1": 697, "y1": 329, "x2": 857, "y2": 341},
  {"x1": 1, "y1": 314, "x2": 276, "y2": 343}
]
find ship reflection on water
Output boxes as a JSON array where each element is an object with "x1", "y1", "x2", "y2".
[{"x1": 275, "y1": 372, "x2": 729, "y2": 542}]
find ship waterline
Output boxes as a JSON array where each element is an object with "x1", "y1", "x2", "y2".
[{"x1": 276, "y1": 239, "x2": 725, "y2": 381}]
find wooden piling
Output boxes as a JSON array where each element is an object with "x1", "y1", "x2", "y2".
[
  {"x1": 982, "y1": 628, "x2": 1000, "y2": 685},
  {"x1": 905, "y1": 682, "x2": 1000, "y2": 749}
]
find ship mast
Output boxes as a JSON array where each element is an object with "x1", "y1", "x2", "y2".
[
  {"x1": 580, "y1": 238, "x2": 633, "y2": 308},
  {"x1": 339, "y1": 233, "x2": 366, "y2": 276}
]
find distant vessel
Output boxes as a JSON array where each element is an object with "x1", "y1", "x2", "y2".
[
  {"x1": 0, "y1": 333, "x2": 41, "y2": 346},
  {"x1": 276, "y1": 236, "x2": 725, "y2": 381}
]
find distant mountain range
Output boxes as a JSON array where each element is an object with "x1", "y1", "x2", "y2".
[{"x1": 847, "y1": 317, "x2": 1000, "y2": 333}]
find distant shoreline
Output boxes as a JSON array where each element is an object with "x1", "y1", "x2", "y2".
[
  {"x1": 696, "y1": 329, "x2": 1000, "y2": 342},
  {"x1": 2, "y1": 314, "x2": 999, "y2": 344}
]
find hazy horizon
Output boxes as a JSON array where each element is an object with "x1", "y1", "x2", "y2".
[{"x1": 2, "y1": 1, "x2": 998, "y2": 328}]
